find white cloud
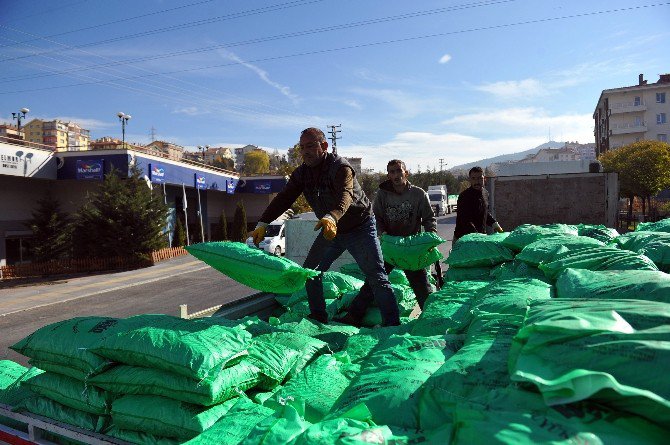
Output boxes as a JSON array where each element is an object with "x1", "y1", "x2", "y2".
[
  {"x1": 348, "y1": 88, "x2": 434, "y2": 118},
  {"x1": 172, "y1": 106, "x2": 209, "y2": 116},
  {"x1": 438, "y1": 54, "x2": 452, "y2": 64},
  {"x1": 216, "y1": 49, "x2": 299, "y2": 105},
  {"x1": 474, "y1": 78, "x2": 548, "y2": 100},
  {"x1": 53, "y1": 116, "x2": 114, "y2": 130}
]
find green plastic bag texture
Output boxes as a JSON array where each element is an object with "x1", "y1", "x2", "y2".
[
  {"x1": 25, "y1": 372, "x2": 113, "y2": 415},
  {"x1": 19, "y1": 396, "x2": 109, "y2": 432},
  {"x1": 0, "y1": 360, "x2": 27, "y2": 390},
  {"x1": 329, "y1": 334, "x2": 460, "y2": 429},
  {"x1": 111, "y1": 394, "x2": 237, "y2": 440},
  {"x1": 92, "y1": 314, "x2": 251, "y2": 380},
  {"x1": 243, "y1": 338, "x2": 302, "y2": 390},
  {"x1": 614, "y1": 231, "x2": 670, "y2": 272},
  {"x1": 538, "y1": 246, "x2": 658, "y2": 280},
  {"x1": 342, "y1": 324, "x2": 414, "y2": 364},
  {"x1": 186, "y1": 242, "x2": 319, "y2": 294},
  {"x1": 509, "y1": 299, "x2": 670, "y2": 427},
  {"x1": 577, "y1": 223, "x2": 620, "y2": 244},
  {"x1": 0, "y1": 366, "x2": 43, "y2": 407},
  {"x1": 105, "y1": 425, "x2": 179, "y2": 445},
  {"x1": 636, "y1": 217, "x2": 670, "y2": 233},
  {"x1": 447, "y1": 233, "x2": 514, "y2": 267},
  {"x1": 89, "y1": 362, "x2": 260, "y2": 406},
  {"x1": 444, "y1": 265, "x2": 493, "y2": 282},
  {"x1": 240, "y1": 400, "x2": 311, "y2": 445},
  {"x1": 381, "y1": 232, "x2": 445, "y2": 271},
  {"x1": 555, "y1": 268, "x2": 670, "y2": 303},
  {"x1": 516, "y1": 235, "x2": 605, "y2": 266},
  {"x1": 472, "y1": 278, "x2": 553, "y2": 317},
  {"x1": 502, "y1": 224, "x2": 579, "y2": 252},
  {"x1": 489, "y1": 260, "x2": 550, "y2": 283}
]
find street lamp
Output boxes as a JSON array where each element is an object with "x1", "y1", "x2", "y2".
[
  {"x1": 12, "y1": 107, "x2": 29, "y2": 131},
  {"x1": 197, "y1": 144, "x2": 209, "y2": 163},
  {"x1": 117, "y1": 112, "x2": 131, "y2": 147}
]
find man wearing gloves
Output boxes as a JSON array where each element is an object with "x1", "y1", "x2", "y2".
[
  {"x1": 453, "y1": 166, "x2": 503, "y2": 243},
  {"x1": 251, "y1": 127, "x2": 400, "y2": 326},
  {"x1": 338, "y1": 159, "x2": 437, "y2": 327}
]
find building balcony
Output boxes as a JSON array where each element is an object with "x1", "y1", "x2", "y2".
[
  {"x1": 608, "y1": 101, "x2": 646, "y2": 114},
  {"x1": 609, "y1": 122, "x2": 647, "y2": 135}
]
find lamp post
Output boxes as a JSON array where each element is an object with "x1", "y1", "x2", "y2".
[
  {"x1": 12, "y1": 107, "x2": 29, "y2": 131},
  {"x1": 117, "y1": 112, "x2": 131, "y2": 147}
]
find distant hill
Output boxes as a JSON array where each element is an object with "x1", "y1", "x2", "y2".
[{"x1": 450, "y1": 141, "x2": 565, "y2": 172}]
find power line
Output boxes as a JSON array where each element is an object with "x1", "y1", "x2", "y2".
[
  {"x1": 328, "y1": 125, "x2": 341, "y2": 155},
  {"x1": 4, "y1": 1, "x2": 666, "y2": 95},
  {"x1": 0, "y1": 0, "x2": 514, "y2": 77}
]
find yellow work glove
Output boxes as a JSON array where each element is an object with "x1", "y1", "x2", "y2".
[
  {"x1": 493, "y1": 222, "x2": 504, "y2": 233},
  {"x1": 314, "y1": 216, "x2": 337, "y2": 240},
  {"x1": 251, "y1": 225, "x2": 266, "y2": 246}
]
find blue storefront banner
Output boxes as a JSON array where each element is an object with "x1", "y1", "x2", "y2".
[
  {"x1": 254, "y1": 181, "x2": 272, "y2": 193},
  {"x1": 226, "y1": 179, "x2": 236, "y2": 194},
  {"x1": 76, "y1": 159, "x2": 104, "y2": 180},
  {"x1": 149, "y1": 163, "x2": 166, "y2": 183},
  {"x1": 195, "y1": 173, "x2": 207, "y2": 189}
]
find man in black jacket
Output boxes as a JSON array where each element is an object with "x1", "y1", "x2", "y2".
[
  {"x1": 453, "y1": 166, "x2": 503, "y2": 243},
  {"x1": 250, "y1": 127, "x2": 400, "y2": 326}
]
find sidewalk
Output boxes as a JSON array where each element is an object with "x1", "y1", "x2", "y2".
[{"x1": 0, "y1": 255, "x2": 207, "y2": 317}]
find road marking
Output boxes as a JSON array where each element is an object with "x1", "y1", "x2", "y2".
[{"x1": 0, "y1": 263, "x2": 210, "y2": 317}]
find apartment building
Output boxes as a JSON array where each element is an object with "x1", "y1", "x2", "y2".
[
  {"x1": 594, "y1": 73, "x2": 670, "y2": 155},
  {"x1": 22, "y1": 119, "x2": 90, "y2": 151},
  {"x1": 0, "y1": 124, "x2": 24, "y2": 142},
  {"x1": 144, "y1": 140, "x2": 185, "y2": 161}
]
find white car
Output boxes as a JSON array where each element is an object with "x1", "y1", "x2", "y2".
[{"x1": 246, "y1": 221, "x2": 285, "y2": 256}]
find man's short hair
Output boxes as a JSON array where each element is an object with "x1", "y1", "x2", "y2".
[
  {"x1": 300, "y1": 127, "x2": 326, "y2": 142},
  {"x1": 469, "y1": 166, "x2": 484, "y2": 176},
  {"x1": 387, "y1": 159, "x2": 407, "y2": 172}
]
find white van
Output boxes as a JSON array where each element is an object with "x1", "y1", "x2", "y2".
[
  {"x1": 246, "y1": 220, "x2": 286, "y2": 256},
  {"x1": 428, "y1": 185, "x2": 448, "y2": 216}
]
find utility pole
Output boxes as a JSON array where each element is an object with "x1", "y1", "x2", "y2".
[
  {"x1": 439, "y1": 158, "x2": 445, "y2": 171},
  {"x1": 327, "y1": 124, "x2": 341, "y2": 155},
  {"x1": 149, "y1": 126, "x2": 157, "y2": 142}
]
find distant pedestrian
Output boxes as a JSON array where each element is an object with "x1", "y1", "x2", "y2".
[
  {"x1": 250, "y1": 127, "x2": 400, "y2": 326},
  {"x1": 453, "y1": 166, "x2": 503, "y2": 243}
]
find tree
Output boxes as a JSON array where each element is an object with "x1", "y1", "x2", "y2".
[
  {"x1": 231, "y1": 200, "x2": 248, "y2": 242},
  {"x1": 287, "y1": 144, "x2": 302, "y2": 167},
  {"x1": 244, "y1": 150, "x2": 270, "y2": 174},
  {"x1": 600, "y1": 140, "x2": 670, "y2": 226},
  {"x1": 26, "y1": 195, "x2": 72, "y2": 262},
  {"x1": 212, "y1": 209, "x2": 228, "y2": 241},
  {"x1": 173, "y1": 217, "x2": 187, "y2": 246},
  {"x1": 71, "y1": 164, "x2": 169, "y2": 260},
  {"x1": 212, "y1": 156, "x2": 235, "y2": 171}
]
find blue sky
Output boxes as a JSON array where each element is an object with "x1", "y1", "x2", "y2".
[{"x1": 1, "y1": 0, "x2": 668, "y2": 172}]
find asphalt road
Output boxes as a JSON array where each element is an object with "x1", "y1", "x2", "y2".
[{"x1": 0, "y1": 214, "x2": 455, "y2": 367}]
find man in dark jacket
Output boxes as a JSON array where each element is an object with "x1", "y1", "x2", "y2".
[
  {"x1": 453, "y1": 166, "x2": 503, "y2": 243},
  {"x1": 250, "y1": 127, "x2": 400, "y2": 326},
  {"x1": 338, "y1": 159, "x2": 437, "y2": 326}
]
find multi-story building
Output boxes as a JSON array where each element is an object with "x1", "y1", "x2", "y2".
[
  {"x1": 23, "y1": 119, "x2": 90, "y2": 151},
  {"x1": 594, "y1": 73, "x2": 670, "y2": 155},
  {"x1": 234, "y1": 145, "x2": 260, "y2": 170},
  {"x1": 566, "y1": 142, "x2": 596, "y2": 162},
  {"x1": 144, "y1": 140, "x2": 185, "y2": 161},
  {"x1": 519, "y1": 146, "x2": 579, "y2": 163},
  {"x1": 0, "y1": 124, "x2": 24, "y2": 143}
]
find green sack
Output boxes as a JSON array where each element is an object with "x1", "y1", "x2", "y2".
[
  {"x1": 285, "y1": 272, "x2": 364, "y2": 307},
  {"x1": 411, "y1": 280, "x2": 490, "y2": 336},
  {"x1": 447, "y1": 233, "x2": 514, "y2": 267},
  {"x1": 454, "y1": 394, "x2": 669, "y2": 445},
  {"x1": 18, "y1": 396, "x2": 109, "y2": 432},
  {"x1": 27, "y1": 359, "x2": 89, "y2": 381},
  {"x1": 240, "y1": 399, "x2": 311, "y2": 445},
  {"x1": 10, "y1": 316, "x2": 128, "y2": 378},
  {"x1": 253, "y1": 332, "x2": 328, "y2": 381},
  {"x1": 516, "y1": 235, "x2": 605, "y2": 266},
  {"x1": 92, "y1": 315, "x2": 251, "y2": 380},
  {"x1": 444, "y1": 265, "x2": 493, "y2": 282},
  {"x1": 341, "y1": 262, "x2": 413, "y2": 286},
  {"x1": 89, "y1": 362, "x2": 260, "y2": 406},
  {"x1": 418, "y1": 315, "x2": 523, "y2": 430},
  {"x1": 182, "y1": 397, "x2": 274, "y2": 445},
  {"x1": 105, "y1": 425, "x2": 180, "y2": 445},
  {"x1": 381, "y1": 232, "x2": 445, "y2": 271},
  {"x1": 328, "y1": 334, "x2": 460, "y2": 430},
  {"x1": 538, "y1": 246, "x2": 659, "y2": 280},
  {"x1": 243, "y1": 338, "x2": 302, "y2": 390},
  {"x1": 294, "y1": 417, "x2": 395, "y2": 445},
  {"x1": 489, "y1": 260, "x2": 550, "y2": 283},
  {"x1": 502, "y1": 224, "x2": 579, "y2": 252},
  {"x1": 509, "y1": 298, "x2": 670, "y2": 427},
  {"x1": 472, "y1": 278, "x2": 553, "y2": 317},
  {"x1": 555, "y1": 268, "x2": 670, "y2": 303},
  {"x1": 0, "y1": 366, "x2": 43, "y2": 407},
  {"x1": 267, "y1": 353, "x2": 359, "y2": 423},
  {"x1": 337, "y1": 283, "x2": 417, "y2": 317},
  {"x1": 0, "y1": 360, "x2": 27, "y2": 390},
  {"x1": 278, "y1": 318, "x2": 359, "y2": 352},
  {"x1": 343, "y1": 324, "x2": 415, "y2": 364},
  {"x1": 111, "y1": 394, "x2": 237, "y2": 440},
  {"x1": 277, "y1": 299, "x2": 340, "y2": 323},
  {"x1": 24, "y1": 372, "x2": 113, "y2": 415},
  {"x1": 577, "y1": 223, "x2": 620, "y2": 244},
  {"x1": 636, "y1": 217, "x2": 670, "y2": 233},
  {"x1": 614, "y1": 231, "x2": 670, "y2": 272},
  {"x1": 186, "y1": 242, "x2": 319, "y2": 294}
]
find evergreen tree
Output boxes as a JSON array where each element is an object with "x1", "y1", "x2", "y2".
[
  {"x1": 26, "y1": 195, "x2": 72, "y2": 262},
  {"x1": 71, "y1": 164, "x2": 169, "y2": 260},
  {"x1": 231, "y1": 201, "x2": 248, "y2": 242},
  {"x1": 213, "y1": 209, "x2": 228, "y2": 241},
  {"x1": 173, "y1": 217, "x2": 187, "y2": 246}
]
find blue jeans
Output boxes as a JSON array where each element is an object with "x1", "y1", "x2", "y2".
[{"x1": 305, "y1": 218, "x2": 400, "y2": 326}]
